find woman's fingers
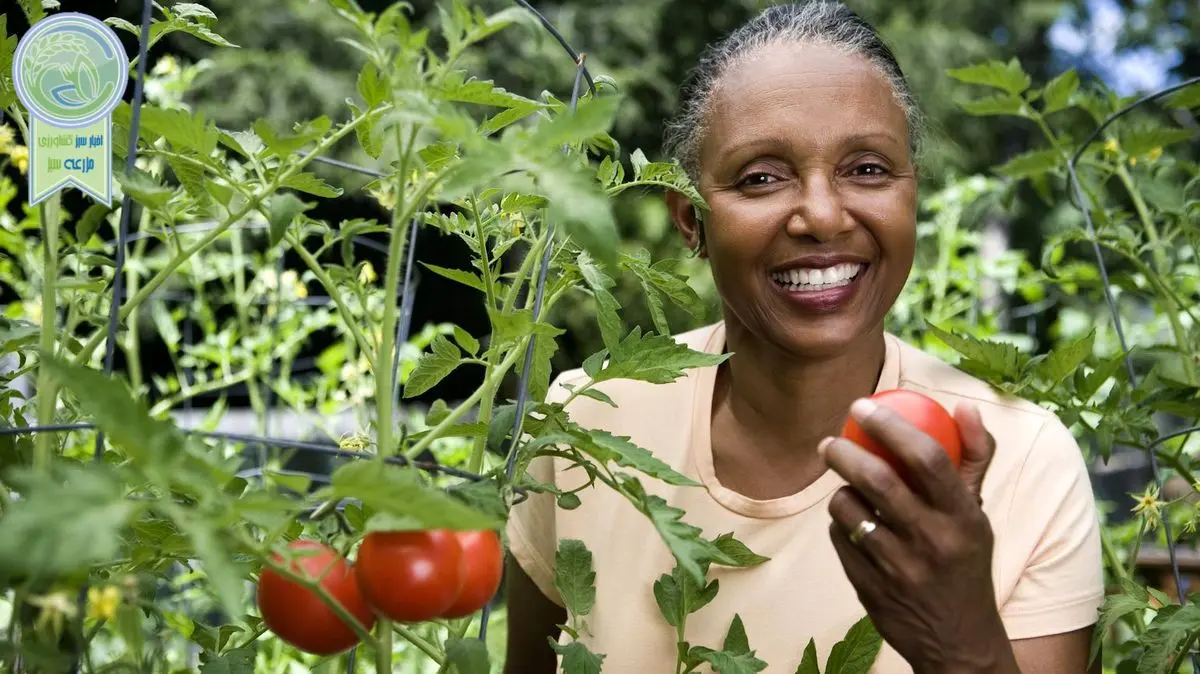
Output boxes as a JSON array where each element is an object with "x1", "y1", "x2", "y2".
[
  {"x1": 826, "y1": 485, "x2": 910, "y2": 580},
  {"x1": 820, "y1": 436, "x2": 929, "y2": 533},
  {"x1": 842, "y1": 397, "x2": 974, "y2": 512},
  {"x1": 952, "y1": 401, "x2": 997, "y2": 500}
]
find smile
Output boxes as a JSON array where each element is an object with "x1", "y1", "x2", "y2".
[{"x1": 769, "y1": 262, "x2": 864, "y2": 292}]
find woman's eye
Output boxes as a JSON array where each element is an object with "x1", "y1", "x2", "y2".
[
  {"x1": 851, "y1": 163, "x2": 889, "y2": 177},
  {"x1": 738, "y1": 172, "x2": 777, "y2": 187}
]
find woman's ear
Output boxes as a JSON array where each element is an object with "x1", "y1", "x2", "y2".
[{"x1": 665, "y1": 190, "x2": 706, "y2": 258}]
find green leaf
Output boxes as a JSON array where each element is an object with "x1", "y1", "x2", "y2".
[
  {"x1": 437, "y1": 69, "x2": 541, "y2": 112},
  {"x1": 653, "y1": 565, "x2": 718, "y2": 629},
  {"x1": 199, "y1": 648, "x2": 256, "y2": 674},
  {"x1": 253, "y1": 116, "x2": 331, "y2": 159},
  {"x1": 75, "y1": 204, "x2": 111, "y2": 244},
  {"x1": 530, "y1": 95, "x2": 621, "y2": 150},
  {"x1": 1119, "y1": 126, "x2": 1196, "y2": 157},
  {"x1": 620, "y1": 476, "x2": 732, "y2": 585},
  {"x1": 1041, "y1": 69, "x2": 1080, "y2": 114},
  {"x1": 1033, "y1": 330, "x2": 1094, "y2": 388},
  {"x1": 794, "y1": 639, "x2": 820, "y2": 674},
  {"x1": 137, "y1": 105, "x2": 221, "y2": 156},
  {"x1": 551, "y1": 641, "x2": 605, "y2": 674},
  {"x1": 994, "y1": 148, "x2": 1061, "y2": 180},
  {"x1": 825, "y1": 616, "x2": 883, "y2": 674},
  {"x1": 0, "y1": 463, "x2": 137, "y2": 579},
  {"x1": 329, "y1": 461, "x2": 501, "y2": 530},
  {"x1": 516, "y1": 330, "x2": 559, "y2": 404},
  {"x1": 357, "y1": 62, "x2": 388, "y2": 107},
  {"x1": 712, "y1": 533, "x2": 770, "y2": 568},
  {"x1": 1137, "y1": 604, "x2": 1200, "y2": 674},
  {"x1": 116, "y1": 169, "x2": 175, "y2": 210},
  {"x1": 163, "y1": 501, "x2": 246, "y2": 620},
  {"x1": 554, "y1": 540, "x2": 596, "y2": 618},
  {"x1": 1167, "y1": 84, "x2": 1200, "y2": 109},
  {"x1": 268, "y1": 193, "x2": 309, "y2": 247},
  {"x1": 593, "y1": 327, "x2": 730, "y2": 386},
  {"x1": 404, "y1": 334, "x2": 462, "y2": 398},
  {"x1": 535, "y1": 161, "x2": 618, "y2": 267},
  {"x1": 958, "y1": 93, "x2": 1028, "y2": 117},
  {"x1": 926, "y1": 323, "x2": 1029, "y2": 381},
  {"x1": 451, "y1": 326, "x2": 480, "y2": 356},
  {"x1": 691, "y1": 647, "x2": 768, "y2": 674},
  {"x1": 421, "y1": 263, "x2": 486, "y2": 292},
  {"x1": 946, "y1": 59, "x2": 1031, "y2": 96},
  {"x1": 577, "y1": 251, "x2": 623, "y2": 353},
  {"x1": 1091, "y1": 587, "x2": 1151, "y2": 665},
  {"x1": 534, "y1": 423, "x2": 700, "y2": 487},
  {"x1": 282, "y1": 172, "x2": 343, "y2": 198},
  {"x1": 444, "y1": 637, "x2": 490, "y2": 674}
]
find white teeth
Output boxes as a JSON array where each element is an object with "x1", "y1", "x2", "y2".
[{"x1": 770, "y1": 263, "x2": 863, "y2": 291}]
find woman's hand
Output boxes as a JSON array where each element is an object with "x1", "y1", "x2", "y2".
[{"x1": 819, "y1": 397, "x2": 1020, "y2": 674}]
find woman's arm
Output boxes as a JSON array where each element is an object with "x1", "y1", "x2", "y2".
[{"x1": 503, "y1": 555, "x2": 566, "y2": 674}]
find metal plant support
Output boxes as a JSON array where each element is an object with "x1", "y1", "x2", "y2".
[{"x1": 1, "y1": 0, "x2": 1197, "y2": 670}]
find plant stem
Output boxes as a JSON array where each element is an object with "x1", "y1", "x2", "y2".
[
  {"x1": 70, "y1": 105, "x2": 387, "y2": 368},
  {"x1": 34, "y1": 197, "x2": 60, "y2": 471},
  {"x1": 1126, "y1": 517, "x2": 1148, "y2": 581},
  {"x1": 147, "y1": 370, "x2": 254, "y2": 417},
  {"x1": 123, "y1": 227, "x2": 151, "y2": 392},
  {"x1": 377, "y1": 619, "x2": 393, "y2": 672},
  {"x1": 231, "y1": 229, "x2": 267, "y2": 434},
  {"x1": 286, "y1": 232, "x2": 376, "y2": 359},
  {"x1": 392, "y1": 623, "x2": 445, "y2": 665}
]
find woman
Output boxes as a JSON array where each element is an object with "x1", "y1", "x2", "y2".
[{"x1": 504, "y1": 2, "x2": 1104, "y2": 672}]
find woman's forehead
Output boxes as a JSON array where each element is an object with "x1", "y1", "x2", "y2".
[{"x1": 702, "y1": 42, "x2": 908, "y2": 157}]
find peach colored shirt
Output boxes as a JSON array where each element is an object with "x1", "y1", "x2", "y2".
[{"x1": 507, "y1": 322, "x2": 1104, "y2": 672}]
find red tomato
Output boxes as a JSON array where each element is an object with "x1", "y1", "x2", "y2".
[
  {"x1": 441, "y1": 530, "x2": 504, "y2": 618},
  {"x1": 355, "y1": 530, "x2": 464, "y2": 622},
  {"x1": 840, "y1": 389, "x2": 963, "y2": 488},
  {"x1": 257, "y1": 540, "x2": 376, "y2": 655}
]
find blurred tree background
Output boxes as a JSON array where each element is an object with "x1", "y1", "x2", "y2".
[{"x1": 10, "y1": 0, "x2": 1199, "y2": 401}]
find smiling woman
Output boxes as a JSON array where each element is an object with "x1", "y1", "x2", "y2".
[{"x1": 504, "y1": 2, "x2": 1104, "y2": 673}]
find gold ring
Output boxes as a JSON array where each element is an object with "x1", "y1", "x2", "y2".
[{"x1": 848, "y1": 519, "x2": 877, "y2": 545}]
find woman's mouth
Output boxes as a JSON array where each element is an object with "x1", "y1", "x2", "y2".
[{"x1": 768, "y1": 262, "x2": 864, "y2": 292}]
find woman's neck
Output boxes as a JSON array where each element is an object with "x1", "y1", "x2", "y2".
[{"x1": 711, "y1": 320, "x2": 887, "y2": 485}]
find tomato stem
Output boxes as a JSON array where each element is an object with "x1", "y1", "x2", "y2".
[
  {"x1": 34, "y1": 195, "x2": 61, "y2": 471},
  {"x1": 392, "y1": 622, "x2": 445, "y2": 665},
  {"x1": 376, "y1": 618, "x2": 393, "y2": 672}
]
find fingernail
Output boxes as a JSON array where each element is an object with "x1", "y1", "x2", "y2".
[
  {"x1": 850, "y1": 397, "x2": 877, "y2": 421},
  {"x1": 817, "y1": 436, "x2": 834, "y2": 459}
]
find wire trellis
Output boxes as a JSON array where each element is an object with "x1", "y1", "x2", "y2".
[{"x1": 2, "y1": 0, "x2": 1198, "y2": 671}]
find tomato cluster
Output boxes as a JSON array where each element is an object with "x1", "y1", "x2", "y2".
[
  {"x1": 257, "y1": 529, "x2": 503, "y2": 655},
  {"x1": 839, "y1": 389, "x2": 963, "y2": 488}
]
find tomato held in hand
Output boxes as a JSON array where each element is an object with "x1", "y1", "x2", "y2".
[
  {"x1": 840, "y1": 389, "x2": 963, "y2": 488},
  {"x1": 441, "y1": 530, "x2": 504, "y2": 618},
  {"x1": 355, "y1": 529, "x2": 464, "y2": 622},
  {"x1": 257, "y1": 540, "x2": 376, "y2": 655}
]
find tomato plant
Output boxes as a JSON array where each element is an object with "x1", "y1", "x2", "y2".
[
  {"x1": 256, "y1": 540, "x2": 376, "y2": 656},
  {"x1": 840, "y1": 389, "x2": 964, "y2": 488},
  {"x1": 442, "y1": 530, "x2": 504, "y2": 619}
]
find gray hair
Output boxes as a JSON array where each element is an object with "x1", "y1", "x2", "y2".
[{"x1": 662, "y1": 1, "x2": 924, "y2": 184}]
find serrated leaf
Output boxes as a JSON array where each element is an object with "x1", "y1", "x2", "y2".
[
  {"x1": 1167, "y1": 84, "x2": 1200, "y2": 109},
  {"x1": 1091, "y1": 589, "x2": 1151, "y2": 665},
  {"x1": 995, "y1": 148, "x2": 1061, "y2": 180},
  {"x1": 452, "y1": 326, "x2": 480, "y2": 356},
  {"x1": 282, "y1": 172, "x2": 343, "y2": 198},
  {"x1": 357, "y1": 62, "x2": 388, "y2": 107},
  {"x1": 926, "y1": 323, "x2": 1029, "y2": 381},
  {"x1": 691, "y1": 647, "x2": 768, "y2": 674},
  {"x1": 75, "y1": 204, "x2": 111, "y2": 244},
  {"x1": 551, "y1": 641, "x2": 605, "y2": 674},
  {"x1": 577, "y1": 251, "x2": 622, "y2": 353},
  {"x1": 946, "y1": 59, "x2": 1031, "y2": 95},
  {"x1": 794, "y1": 640, "x2": 820, "y2": 674},
  {"x1": 166, "y1": 152, "x2": 210, "y2": 201},
  {"x1": 530, "y1": 95, "x2": 620, "y2": 150},
  {"x1": 444, "y1": 637, "x2": 490, "y2": 674},
  {"x1": 165, "y1": 502, "x2": 246, "y2": 620},
  {"x1": 329, "y1": 461, "x2": 500, "y2": 530},
  {"x1": 593, "y1": 327, "x2": 730, "y2": 386},
  {"x1": 555, "y1": 539, "x2": 596, "y2": 618},
  {"x1": 116, "y1": 169, "x2": 174, "y2": 210},
  {"x1": 1119, "y1": 126, "x2": 1196, "y2": 157},
  {"x1": 1137, "y1": 604, "x2": 1200, "y2": 674},
  {"x1": 712, "y1": 533, "x2": 769, "y2": 568},
  {"x1": 404, "y1": 334, "x2": 462, "y2": 398},
  {"x1": 825, "y1": 616, "x2": 883, "y2": 674},
  {"x1": 620, "y1": 477, "x2": 731, "y2": 585},
  {"x1": 421, "y1": 263, "x2": 486, "y2": 292},
  {"x1": 1034, "y1": 330, "x2": 1094, "y2": 388},
  {"x1": 1042, "y1": 69, "x2": 1079, "y2": 114},
  {"x1": 958, "y1": 93, "x2": 1028, "y2": 116},
  {"x1": 534, "y1": 423, "x2": 700, "y2": 487},
  {"x1": 199, "y1": 648, "x2": 255, "y2": 674},
  {"x1": 535, "y1": 161, "x2": 618, "y2": 267},
  {"x1": 253, "y1": 116, "x2": 331, "y2": 159},
  {"x1": 138, "y1": 105, "x2": 221, "y2": 156},
  {"x1": 437, "y1": 70, "x2": 541, "y2": 111},
  {"x1": 0, "y1": 464, "x2": 137, "y2": 578},
  {"x1": 268, "y1": 193, "x2": 308, "y2": 247}
]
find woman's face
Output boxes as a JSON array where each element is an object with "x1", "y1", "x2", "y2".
[{"x1": 670, "y1": 41, "x2": 918, "y2": 359}]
